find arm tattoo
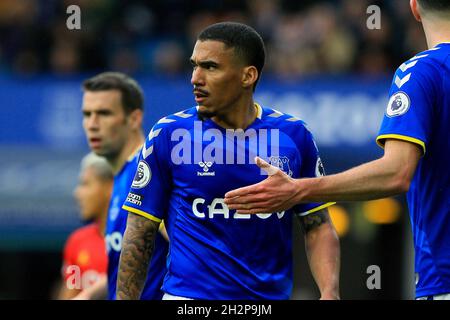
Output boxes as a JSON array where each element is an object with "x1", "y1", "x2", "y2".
[
  {"x1": 299, "y1": 209, "x2": 330, "y2": 234},
  {"x1": 116, "y1": 213, "x2": 159, "y2": 300}
]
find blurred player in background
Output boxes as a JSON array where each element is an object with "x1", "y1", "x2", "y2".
[
  {"x1": 117, "y1": 22, "x2": 340, "y2": 300},
  {"x1": 58, "y1": 152, "x2": 112, "y2": 299},
  {"x1": 225, "y1": 0, "x2": 450, "y2": 300},
  {"x1": 80, "y1": 72, "x2": 169, "y2": 299}
]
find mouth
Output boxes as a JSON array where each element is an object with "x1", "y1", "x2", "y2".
[
  {"x1": 89, "y1": 137, "x2": 102, "y2": 148},
  {"x1": 193, "y1": 90, "x2": 208, "y2": 103}
]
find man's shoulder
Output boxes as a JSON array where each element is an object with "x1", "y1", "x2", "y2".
[
  {"x1": 115, "y1": 159, "x2": 138, "y2": 193},
  {"x1": 152, "y1": 106, "x2": 198, "y2": 132},
  {"x1": 261, "y1": 105, "x2": 310, "y2": 134},
  {"x1": 140, "y1": 107, "x2": 198, "y2": 159},
  {"x1": 394, "y1": 46, "x2": 448, "y2": 80},
  {"x1": 124, "y1": 150, "x2": 140, "y2": 173},
  {"x1": 389, "y1": 46, "x2": 450, "y2": 96}
]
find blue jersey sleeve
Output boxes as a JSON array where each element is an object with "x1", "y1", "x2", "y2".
[
  {"x1": 122, "y1": 121, "x2": 172, "y2": 222},
  {"x1": 292, "y1": 125, "x2": 335, "y2": 216},
  {"x1": 377, "y1": 57, "x2": 440, "y2": 154}
]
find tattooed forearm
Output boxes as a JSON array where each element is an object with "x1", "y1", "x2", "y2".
[
  {"x1": 299, "y1": 209, "x2": 330, "y2": 234},
  {"x1": 116, "y1": 213, "x2": 159, "y2": 300}
]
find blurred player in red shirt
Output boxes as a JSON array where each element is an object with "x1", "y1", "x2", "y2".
[{"x1": 57, "y1": 152, "x2": 113, "y2": 299}]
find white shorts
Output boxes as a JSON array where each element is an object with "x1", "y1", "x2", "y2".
[
  {"x1": 416, "y1": 293, "x2": 450, "y2": 300},
  {"x1": 162, "y1": 293, "x2": 193, "y2": 300}
]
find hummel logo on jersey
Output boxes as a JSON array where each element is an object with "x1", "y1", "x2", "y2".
[
  {"x1": 197, "y1": 161, "x2": 215, "y2": 176},
  {"x1": 199, "y1": 161, "x2": 213, "y2": 172}
]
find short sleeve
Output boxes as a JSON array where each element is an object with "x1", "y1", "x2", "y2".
[
  {"x1": 122, "y1": 122, "x2": 172, "y2": 222},
  {"x1": 377, "y1": 59, "x2": 439, "y2": 154}
]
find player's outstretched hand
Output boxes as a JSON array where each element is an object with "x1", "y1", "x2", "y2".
[{"x1": 224, "y1": 156, "x2": 299, "y2": 214}]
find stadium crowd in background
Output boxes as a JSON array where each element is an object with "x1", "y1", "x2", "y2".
[{"x1": 0, "y1": 0, "x2": 426, "y2": 78}]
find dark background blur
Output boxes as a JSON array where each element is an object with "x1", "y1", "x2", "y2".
[{"x1": 0, "y1": 0, "x2": 424, "y2": 299}]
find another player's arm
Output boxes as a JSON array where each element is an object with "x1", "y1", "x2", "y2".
[
  {"x1": 294, "y1": 139, "x2": 421, "y2": 202},
  {"x1": 225, "y1": 139, "x2": 422, "y2": 213},
  {"x1": 299, "y1": 209, "x2": 340, "y2": 300},
  {"x1": 116, "y1": 212, "x2": 160, "y2": 300}
]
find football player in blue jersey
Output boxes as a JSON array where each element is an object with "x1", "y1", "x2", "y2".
[
  {"x1": 79, "y1": 72, "x2": 169, "y2": 299},
  {"x1": 117, "y1": 22, "x2": 340, "y2": 300},
  {"x1": 225, "y1": 0, "x2": 450, "y2": 300}
]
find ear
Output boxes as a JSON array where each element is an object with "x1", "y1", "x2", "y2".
[
  {"x1": 242, "y1": 66, "x2": 258, "y2": 89},
  {"x1": 410, "y1": 0, "x2": 422, "y2": 22},
  {"x1": 127, "y1": 109, "x2": 143, "y2": 130}
]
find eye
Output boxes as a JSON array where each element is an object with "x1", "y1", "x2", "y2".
[
  {"x1": 98, "y1": 110, "x2": 113, "y2": 116},
  {"x1": 205, "y1": 63, "x2": 217, "y2": 70}
]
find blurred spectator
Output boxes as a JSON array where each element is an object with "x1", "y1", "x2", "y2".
[
  {"x1": 50, "y1": 40, "x2": 81, "y2": 74},
  {"x1": 13, "y1": 49, "x2": 41, "y2": 74},
  {"x1": 152, "y1": 40, "x2": 186, "y2": 75},
  {"x1": 110, "y1": 48, "x2": 140, "y2": 75},
  {"x1": 247, "y1": 0, "x2": 282, "y2": 40}
]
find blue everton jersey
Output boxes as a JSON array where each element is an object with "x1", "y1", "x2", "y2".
[
  {"x1": 123, "y1": 104, "x2": 333, "y2": 300},
  {"x1": 377, "y1": 43, "x2": 450, "y2": 298},
  {"x1": 105, "y1": 150, "x2": 168, "y2": 300}
]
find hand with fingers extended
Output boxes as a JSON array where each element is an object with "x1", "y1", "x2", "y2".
[{"x1": 224, "y1": 156, "x2": 301, "y2": 214}]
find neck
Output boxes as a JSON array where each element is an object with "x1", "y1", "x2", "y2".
[
  {"x1": 421, "y1": 17, "x2": 450, "y2": 48},
  {"x1": 211, "y1": 97, "x2": 257, "y2": 129},
  {"x1": 108, "y1": 131, "x2": 145, "y2": 174}
]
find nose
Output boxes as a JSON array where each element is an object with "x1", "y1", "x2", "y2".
[
  {"x1": 84, "y1": 113, "x2": 99, "y2": 131},
  {"x1": 191, "y1": 67, "x2": 205, "y2": 87}
]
